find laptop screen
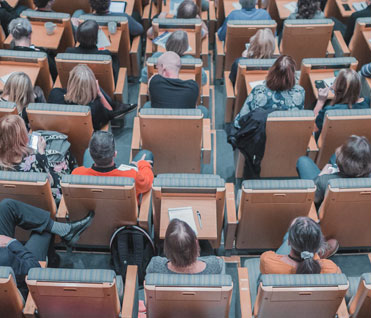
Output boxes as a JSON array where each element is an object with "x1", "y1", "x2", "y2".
[{"x1": 109, "y1": 1, "x2": 127, "y2": 13}]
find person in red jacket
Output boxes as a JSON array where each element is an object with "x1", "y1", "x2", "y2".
[{"x1": 72, "y1": 131, "x2": 154, "y2": 202}]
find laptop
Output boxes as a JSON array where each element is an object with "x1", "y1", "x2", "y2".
[{"x1": 109, "y1": 1, "x2": 127, "y2": 13}]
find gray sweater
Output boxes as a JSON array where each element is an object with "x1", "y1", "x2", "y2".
[{"x1": 146, "y1": 256, "x2": 225, "y2": 275}]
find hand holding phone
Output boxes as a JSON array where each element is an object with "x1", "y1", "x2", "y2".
[{"x1": 315, "y1": 80, "x2": 326, "y2": 89}]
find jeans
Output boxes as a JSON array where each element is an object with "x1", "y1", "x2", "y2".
[
  {"x1": 142, "y1": 102, "x2": 209, "y2": 118},
  {"x1": 296, "y1": 154, "x2": 337, "y2": 180}
]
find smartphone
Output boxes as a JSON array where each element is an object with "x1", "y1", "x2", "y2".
[
  {"x1": 315, "y1": 80, "x2": 326, "y2": 89},
  {"x1": 28, "y1": 132, "x2": 40, "y2": 150},
  {"x1": 342, "y1": 3, "x2": 351, "y2": 10}
]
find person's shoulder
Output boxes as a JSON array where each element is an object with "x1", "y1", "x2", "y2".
[
  {"x1": 71, "y1": 166, "x2": 92, "y2": 175},
  {"x1": 65, "y1": 47, "x2": 77, "y2": 53},
  {"x1": 147, "y1": 256, "x2": 168, "y2": 273},
  {"x1": 319, "y1": 259, "x2": 341, "y2": 274},
  {"x1": 260, "y1": 250, "x2": 278, "y2": 261},
  {"x1": 199, "y1": 256, "x2": 224, "y2": 274},
  {"x1": 292, "y1": 84, "x2": 305, "y2": 92}
]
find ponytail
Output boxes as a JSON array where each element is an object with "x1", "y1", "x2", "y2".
[{"x1": 296, "y1": 258, "x2": 321, "y2": 274}]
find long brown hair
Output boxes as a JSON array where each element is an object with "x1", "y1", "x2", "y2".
[
  {"x1": 0, "y1": 115, "x2": 31, "y2": 168},
  {"x1": 266, "y1": 55, "x2": 296, "y2": 91},
  {"x1": 247, "y1": 28, "x2": 275, "y2": 59},
  {"x1": 330, "y1": 68, "x2": 361, "y2": 107},
  {"x1": 64, "y1": 64, "x2": 98, "y2": 105}
]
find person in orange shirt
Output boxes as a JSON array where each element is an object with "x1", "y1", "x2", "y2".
[
  {"x1": 260, "y1": 217, "x2": 341, "y2": 275},
  {"x1": 72, "y1": 131, "x2": 154, "y2": 202}
]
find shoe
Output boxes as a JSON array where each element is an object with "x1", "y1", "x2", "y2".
[
  {"x1": 111, "y1": 103, "x2": 137, "y2": 119},
  {"x1": 318, "y1": 238, "x2": 339, "y2": 259},
  {"x1": 62, "y1": 211, "x2": 95, "y2": 247}
]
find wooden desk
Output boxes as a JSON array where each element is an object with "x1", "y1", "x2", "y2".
[
  {"x1": 335, "y1": 0, "x2": 366, "y2": 18},
  {"x1": 276, "y1": 0, "x2": 296, "y2": 20},
  {"x1": 159, "y1": 197, "x2": 218, "y2": 240},
  {"x1": 100, "y1": 27, "x2": 122, "y2": 53},
  {"x1": 156, "y1": 31, "x2": 197, "y2": 56},
  {"x1": 0, "y1": 63, "x2": 40, "y2": 91},
  {"x1": 362, "y1": 30, "x2": 371, "y2": 49},
  {"x1": 4, "y1": 21, "x2": 64, "y2": 51},
  {"x1": 309, "y1": 70, "x2": 336, "y2": 99}
]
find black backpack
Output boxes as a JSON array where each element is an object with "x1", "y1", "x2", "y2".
[{"x1": 110, "y1": 225, "x2": 155, "y2": 285}]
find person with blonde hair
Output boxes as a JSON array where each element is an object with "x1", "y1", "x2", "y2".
[
  {"x1": 229, "y1": 28, "x2": 276, "y2": 86},
  {"x1": 47, "y1": 64, "x2": 136, "y2": 130},
  {"x1": 0, "y1": 72, "x2": 45, "y2": 128},
  {"x1": 314, "y1": 68, "x2": 370, "y2": 138}
]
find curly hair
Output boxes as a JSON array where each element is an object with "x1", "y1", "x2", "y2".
[
  {"x1": 33, "y1": 0, "x2": 52, "y2": 8},
  {"x1": 296, "y1": 0, "x2": 321, "y2": 19},
  {"x1": 89, "y1": 0, "x2": 110, "y2": 13}
]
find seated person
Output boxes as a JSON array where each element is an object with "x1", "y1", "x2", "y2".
[
  {"x1": 229, "y1": 28, "x2": 275, "y2": 87},
  {"x1": 217, "y1": 0, "x2": 271, "y2": 41},
  {"x1": 33, "y1": 0, "x2": 54, "y2": 12},
  {"x1": 314, "y1": 68, "x2": 370, "y2": 138},
  {"x1": 0, "y1": 72, "x2": 46, "y2": 128},
  {"x1": 47, "y1": 64, "x2": 136, "y2": 130},
  {"x1": 296, "y1": 135, "x2": 371, "y2": 206},
  {"x1": 72, "y1": 0, "x2": 144, "y2": 37},
  {"x1": 8, "y1": 18, "x2": 58, "y2": 81},
  {"x1": 234, "y1": 55, "x2": 305, "y2": 128},
  {"x1": 72, "y1": 131, "x2": 154, "y2": 201},
  {"x1": 260, "y1": 217, "x2": 341, "y2": 274},
  {"x1": 0, "y1": 198, "x2": 94, "y2": 297},
  {"x1": 287, "y1": 0, "x2": 324, "y2": 20},
  {"x1": 147, "y1": 0, "x2": 208, "y2": 40},
  {"x1": 146, "y1": 219, "x2": 224, "y2": 274},
  {"x1": 361, "y1": 63, "x2": 371, "y2": 78},
  {"x1": 66, "y1": 19, "x2": 119, "y2": 83},
  {"x1": 141, "y1": 30, "x2": 207, "y2": 85},
  {"x1": 146, "y1": 51, "x2": 208, "y2": 116},
  {"x1": 0, "y1": 0, "x2": 27, "y2": 37}
]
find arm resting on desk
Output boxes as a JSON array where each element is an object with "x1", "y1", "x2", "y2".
[
  {"x1": 202, "y1": 118, "x2": 211, "y2": 164},
  {"x1": 224, "y1": 183, "x2": 237, "y2": 250},
  {"x1": 121, "y1": 265, "x2": 139, "y2": 318},
  {"x1": 238, "y1": 267, "x2": 253, "y2": 318}
]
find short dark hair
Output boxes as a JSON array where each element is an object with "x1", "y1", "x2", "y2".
[
  {"x1": 266, "y1": 55, "x2": 296, "y2": 91},
  {"x1": 177, "y1": 0, "x2": 198, "y2": 18},
  {"x1": 336, "y1": 135, "x2": 371, "y2": 178},
  {"x1": 89, "y1": 0, "x2": 110, "y2": 13},
  {"x1": 89, "y1": 131, "x2": 115, "y2": 167},
  {"x1": 296, "y1": 0, "x2": 321, "y2": 19},
  {"x1": 77, "y1": 20, "x2": 99, "y2": 48},
  {"x1": 288, "y1": 217, "x2": 324, "y2": 274},
  {"x1": 164, "y1": 219, "x2": 199, "y2": 268},
  {"x1": 33, "y1": 0, "x2": 52, "y2": 8}
]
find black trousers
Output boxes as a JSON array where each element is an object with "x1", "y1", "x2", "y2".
[{"x1": 0, "y1": 199, "x2": 52, "y2": 261}]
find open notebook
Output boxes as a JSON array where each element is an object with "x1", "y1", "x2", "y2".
[{"x1": 168, "y1": 206, "x2": 198, "y2": 235}]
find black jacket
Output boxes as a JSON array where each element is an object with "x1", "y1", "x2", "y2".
[{"x1": 344, "y1": 5, "x2": 371, "y2": 44}]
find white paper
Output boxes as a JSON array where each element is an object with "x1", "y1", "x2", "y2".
[
  {"x1": 323, "y1": 77, "x2": 336, "y2": 87},
  {"x1": 153, "y1": 31, "x2": 192, "y2": 51},
  {"x1": 232, "y1": 2, "x2": 242, "y2": 9},
  {"x1": 168, "y1": 206, "x2": 198, "y2": 235},
  {"x1": 117, "y1": 164, "x2": 138, "y2": 172},
  {"x1": 249, "y1": 80, "x2": 265, "y2": 89},
  {"x1": 284, "y1": 1, "x2": 298, "y2": 13},
  {"x1": 97, "y1": 28, "x2": 111, "y2": 48},
  {"x1": 352, "y1": 1, "x2": 367, "y2": 11},
  {"x1": 109, "y1": 1, "x2": 127, "y2": 13},
  {"x1": 0, "y1": 72, "x2": 15, "y2": 84}
]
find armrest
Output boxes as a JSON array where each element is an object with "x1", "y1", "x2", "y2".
[
  {"x1": 201, "y1": 35, "x2": 209, "y2": 67},
  {"x1": 274, "y1": 37, "x2": 280, "y2": 56},
  {"x1": 53, "y1": 75, "x2": 63, "y2": 89},
  {"x1": 23, "y1": 294, "x2": 37, "y2": 318},
  {"x1": 208, "y1": 1, "x2": 217, "y2": 44},
  {"x1": 202, "y1": 118, "x2": 211, "y2": 164},
  {"x1": 224, "y1": 71, "x2": 235, "y2": 123},
  {"x1": 224, "y1": 183, "x2": 237, "y2": 250},
  {"x1": 130, "y1": 116, "x2": 141, "y2": 161},
  {"x1": 129, "y1": 36, "x2": 141, "y2": 77},
  {"x1": 114, "y1": 67, "x2": 127, "y2": 102},
  {"x1": 336, "y1": 299, "x2": 349, "y2": 318},
  {"x1": 307, "y1": 134, "x2": 319, "y2": 161},
  {"x1": 139, "y1": 82, "x2": 149, "y2": 107},
  {"x1": 326, "y1": 40, "x2": 335, "y2": 58},
  {"x1": 238, "y1": 267, "x2": 253, "y2": 318},
  {"x1": 308, "y1": 202, "x2": 319, "y2": 222},
  {"x1": 209, "y1": 1, "x2": 217, "y2": 22},
  {"x1": 215, "y1": 32, "x2": 225, "y2": 79},
  {"x1": 332, "y1": 30, "x2": 350, "y2": 57},
  {"x1": 121, "y1": 265, "x2": 139, "y2": 318},
  {"x1": 138, "y1": 190, "x2": 152, "y2": 233},
  {"x1": 56, "y1": 195, "x2": 68, "y2": 220},
  {"x1": 38, "y1": 261, "x2": 47, "y2": 268}
]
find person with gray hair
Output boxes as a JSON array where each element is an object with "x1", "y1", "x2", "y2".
[
  {"x1": 0, "y1": 0, "x2": 27, "y2": 37},
  {"x1": 8, "y1": 18, "x2": 58, "y2": 81},
  {"x1": 217, "y1": 0, "x2": 271, "y2": 41},
  {"x1": 72, "y1": 131, "x2": 154, "y2": 202}
]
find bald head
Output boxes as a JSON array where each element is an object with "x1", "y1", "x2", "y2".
[{"x1": 157, "y1": 51, "x2": 181, "y2": 78}]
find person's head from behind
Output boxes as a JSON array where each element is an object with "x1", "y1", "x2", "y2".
[
  {"x1": 177, "y1": 0, "x2": 198, "y2": 18},
  {"x1": 157, "y1": 51, "x2": 182, "y2": 78},
  {"x1": 0, "y1": 115, "x2": 30, "y2": 168},
  {"x1": 336, "y1": 135, "x2": 371, "y2": 178},
  {"x1": 288, "y1": 217, "x2": 324, "y2": 274},
  {"x1": 2, "y1": 72, "x2": 34, "y2": 114},
  {"x1": 296, "y1": 0, "x2": 321, "y2": 19},
  {"x1": 89, "y1": 131, "x2": 116, "y2": 167},
  {"x1": 65, "y1": 64, "x2": 98, "y2": 105},
  {"x1": 77, "y1": 20, "x2": 99, "y2": 48},
  {"x1": 165, "y1": 31, "x2": 189, "y2": 57},
  {"x1": 266, "y1": 55, "x2": 296, "y2": 91},
  {"x1": 89, "y1": 0, "x2": 111, "y2": 13},
  {"x1": 247, "y1": 28, "x2": 275, "y2": 59},
  {"x1": 331, "y1": 68, "x2": 361, "y2": 107},
  {"x1": 8, "y1": 18, "x2": 32, "y2": 45},
  {"x1": 33, "y1": 0, "x2": 54, "y2": 9},
  {"x1": 164, "y1": 219, "x2": 199, "y2": 268},
  {"x1": 239, "y1": 0, "x2": 256, "y2": 10}
]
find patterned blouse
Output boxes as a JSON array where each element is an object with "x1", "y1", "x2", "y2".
[{"x1": 234, "y1": 83, "x2": 305, "y2": 128}]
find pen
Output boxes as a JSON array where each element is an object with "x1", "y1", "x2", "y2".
[{"x1": 196, "y1": 211, "x2": 202, "y2": 229}]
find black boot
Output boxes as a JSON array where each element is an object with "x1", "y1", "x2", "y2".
[{"x1": 62, "y1": 211, "x2": 95, "y2": 247}]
